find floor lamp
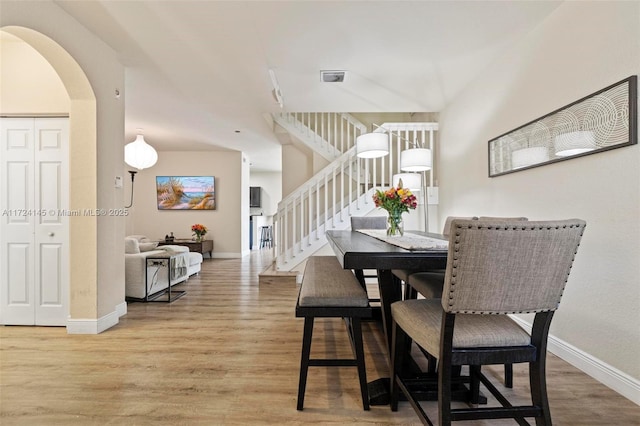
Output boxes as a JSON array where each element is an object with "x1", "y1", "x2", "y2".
[{"x1": 400, "y1": 148, "x2": 432, "y2": 232}]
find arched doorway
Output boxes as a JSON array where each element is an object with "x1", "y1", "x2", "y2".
[{"x1": 0, "y1": 26, "x2": 99, "y2": 327}]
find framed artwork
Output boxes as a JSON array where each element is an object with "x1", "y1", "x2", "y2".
[
  {"x1": 489, "y1": 75, "x2": 637, "y2": 177},
  {"x1": 156, "y1": 176, "x2": 215, "y2": 210}
]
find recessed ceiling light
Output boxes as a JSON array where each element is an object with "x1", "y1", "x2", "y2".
[
  {"x1": 320, "y1": 70, "x2": 346, "y2": 83},
  {"x1": 235, "y1": 130, "x2": 241, "y2": 133}
]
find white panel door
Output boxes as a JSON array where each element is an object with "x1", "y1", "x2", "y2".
[
  {"x1": 34, "y1": 119, "x2": 69, "y2": 325},
  {"x1": 1, "y1": 118, "x2": 36, "y2": 325},
  {"x1": 0, "y1": 118, "x2": 69, "y2": 326}
]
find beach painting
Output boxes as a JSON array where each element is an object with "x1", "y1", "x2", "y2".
[{"x1": 156, "y1": 176, "x2": 215, "y2": 210}]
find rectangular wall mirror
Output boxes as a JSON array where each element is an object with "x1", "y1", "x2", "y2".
[{"x1": 488, "y1": 75, "x2": 637, "y2": 177}]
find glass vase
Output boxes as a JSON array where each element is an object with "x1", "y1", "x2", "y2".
[
  {"x1": 195, "y1": 233, "x2": 203, "y2": 242},
  {"x1": 387, "y1": 212, "x2": 404, "y2": 237}
]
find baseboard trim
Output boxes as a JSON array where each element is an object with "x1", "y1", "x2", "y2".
[
  {"x1": 115, "y1": 301, "x2": 127, "y2": 318},
  {"x1": 212, "y1": 252, "x2": 242, "y2": 259},
  {"x1": 66, "y1": 306, "x2": 121, "y2": 334},
  {"x1": 510, "y1": 315, "x2": 640, "y2": 405}
]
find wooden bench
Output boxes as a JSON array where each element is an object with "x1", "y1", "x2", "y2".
[{"x1": 295, "y1": 256, "x2": 372, "y2": 411}]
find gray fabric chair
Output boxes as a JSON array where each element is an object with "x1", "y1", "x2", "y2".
[
  {"x1": 395, "y1": 216, "x2": 477, "y2": 300},
  {"x1": 402, "y1": 215, "x2": 527, "y2": 384},
  {"x1": 350, "y1": 216, "x2": 387, "y2": 303},
  {"x1": 468, "y1": 217, "x2": 528, "y2": 386},
  {"x1": 390, "y1": 219, "x2": 586, "y2": 426},
  {"x1": 393, "y1": 215, "x2": 477, "y2": 373}
]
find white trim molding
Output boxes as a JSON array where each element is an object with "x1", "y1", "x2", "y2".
[
  {"x1": 66, "y1": 303, "x2": 125, "y2": 334},
  {"x1": 116, "y1": 301, "x2": 127, "y2": 318},
  {"x1": 214, "y1": 252, "x2": 244, "y2": 259},
  {"x1": 510, "y1": 316, "x2": 640, "y2": 406}
]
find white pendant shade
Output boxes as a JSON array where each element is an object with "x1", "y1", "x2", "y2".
[
  {"x1": 392, "y1": 173, "x2": 421, "y2": 191},
  {"x1": 125, "y1": 134, "x2": 158, "y2": 170},
  {"x1": 511, "y1": 147, "x2": 549, "y2": 169},
  {"x1": 554, "y1": 130, "x2": 596, "y2": 157},
  {"x1": 400, "y1": 148, "x2": 432, "y2": 172},
  {"x1": 356, "y1": 132, "x2": 389, "y2": 158}
]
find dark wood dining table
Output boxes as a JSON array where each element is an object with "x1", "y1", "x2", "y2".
[
  {"x1": 325, "y1": 229, "x2": 449, "y2": 354},
  {"x1": 326, "y1": 230, "x2": 487, "y2": 405}
]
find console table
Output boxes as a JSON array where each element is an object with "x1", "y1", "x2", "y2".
[{"x1": 158, "y1": 239, "x2": 213, "y2": 258}]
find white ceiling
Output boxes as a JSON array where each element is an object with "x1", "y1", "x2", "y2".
[{"x1": 51, "y1": 0, "x2": 562, "y2": 172}]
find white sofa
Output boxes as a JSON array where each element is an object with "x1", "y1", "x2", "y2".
[{"x1": 125, "y1": 235, "x2": 203, "y2": 301}]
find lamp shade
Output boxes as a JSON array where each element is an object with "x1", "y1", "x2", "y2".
[
  {"x1": 124, "y1": 134, "x2": 158, "y2": 170},
  {"x1": 392, "y1": 173, "x2": 421, "y2": 191},
  {"x1": 554, "y1": 131, "x2": 596, "y2": 157},
  {"x1": 400, "y1": 148, "x2": 432, "y2": 172},
  {"x1": 511, "y1": 147, "x2": 549, "y2": 169},
  {"x1": 356, "y1": 132, "x2": 389, "y2": 158}
]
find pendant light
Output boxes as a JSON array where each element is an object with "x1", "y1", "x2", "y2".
[
  {"x1": 125, "y1": 129, "x2": 158, "y2": 170},
  {"x1": 124, "y1": 129, "x2": 158, "y2": 208}
]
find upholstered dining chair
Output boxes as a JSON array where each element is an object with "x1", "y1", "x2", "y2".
[
  {"x1": 396, "y1": 216, "x2": 478, "y2": 301},
  {"x1": 350, "y1": 215, "x2": 387, "y2": 303},
  {"x1": 398, "y1": 215, "x2": 528, "y2": 384},
  {"x1": 390, "y1": 218, "x2": 586, "y2": 426},
  {"x1": 392, "y1": 215, "x2": 477, "y2": 374},
  {"x1": 476, "y1": 216, "x2": 528, "y2": 386}
]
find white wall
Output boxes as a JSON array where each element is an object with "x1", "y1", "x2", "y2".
[
  {"x1": 0, "y1": 33, "x2": 69, "y2": 113},
  {"x1": 439, "y1": 1, "x2": 639, "y2": 401},
  {"x1": 127, "y1": 150, "x2": 244, "y2": 257},
  {"x1": 281, "y1": 144, "x2": 313, "y2": 198}
]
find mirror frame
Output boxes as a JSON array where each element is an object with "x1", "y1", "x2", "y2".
[{"x1": 488, "y1": 75, "x2": 637, "y2": 177}]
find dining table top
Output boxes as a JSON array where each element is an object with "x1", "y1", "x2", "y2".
[{"x1": 325, "y1": 229, "x2": 449, "y2": 271}]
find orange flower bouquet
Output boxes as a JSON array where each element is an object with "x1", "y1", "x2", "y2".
[
  {"x1": 191, "y1": 223, "x2": 208, "y2": 241},
  {"x1": 373, "y1": 180, "x2": 417, "y2": 236}
]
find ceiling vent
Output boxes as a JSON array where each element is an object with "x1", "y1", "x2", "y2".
[{"x1": 320, "y1": 70, "x2": 346, "y2": 83}]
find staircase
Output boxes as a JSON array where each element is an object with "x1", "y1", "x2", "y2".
[{"x1": 272, "y1": 112, "x2": 438, "y2": 272}]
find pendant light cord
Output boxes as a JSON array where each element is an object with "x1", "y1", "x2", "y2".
[{"x1": 124, "y1": 171, "x2": 137, "y2": 208}]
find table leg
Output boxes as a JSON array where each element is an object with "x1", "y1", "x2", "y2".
[
  {"x1": 376, "y1": 269, "x2": 403, "y2": 355},
  {"x1": 366, "y1": 269, "x2": 402, "y2": 406}
]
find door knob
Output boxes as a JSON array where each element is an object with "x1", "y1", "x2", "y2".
[{"x1": 48, "y1": 232, "x2": 55, "y2": 237}]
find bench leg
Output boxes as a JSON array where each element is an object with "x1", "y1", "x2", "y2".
[
  {"x1": 351, "y1": 317, "x2": 370, "y2": 410},
  {"x1": 297, "y1": 317, "x2": 314, "y2": 410}
]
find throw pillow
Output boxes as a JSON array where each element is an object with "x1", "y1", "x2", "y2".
[
  {"x1": 139, "y1": 242, "x2": 159, "y2": 252},
  {"x1": 124, "y1": 237, "x2": 140, "y2": 254}
]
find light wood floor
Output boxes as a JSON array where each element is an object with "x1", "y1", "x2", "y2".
[{"x1": 1, "y1": 250, "x2": 639, "y2": 425}]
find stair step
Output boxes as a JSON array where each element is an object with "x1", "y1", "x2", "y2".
[{"x1": 259, "y1": 263, "x2": 299, "y2": 286}]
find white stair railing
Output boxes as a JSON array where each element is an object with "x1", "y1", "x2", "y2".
[
  {"x1": 274, "y1": 121, "x2": 439, "y2": 271},
  {"x1": 274, "y1": 146, "x2": 376, "y2": 271},
  {"x1": 272, "y1": 112, "x2": 367, "y2": 160}
]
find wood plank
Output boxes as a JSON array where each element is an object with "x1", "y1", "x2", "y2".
[{"x1": 0, "y1": 251, "x2": 638, "y2": 425}]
